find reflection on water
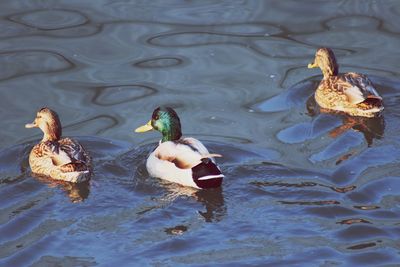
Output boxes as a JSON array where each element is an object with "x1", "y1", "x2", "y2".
[
  {"x1": 157, "y1": 183, "x2": 226, "y2": 223},
  {"x1": 32, "y1": 174, "x2": 90, "y2": 203},
  {"x1": 306, "y1": 94, "x2": 386, "y2": 146},
  {"x1": 330, "y1": 116, "x2": 385, "y2": 147},
  {"x1": 252, "y1": 180, "x2": 356, "y2": 194},
  {"x1": 195, "y1": 188, "x2": 226, "y2": 222},
  {"x1": 1, "y1": 1, "x2": 400, "y2": 266}
]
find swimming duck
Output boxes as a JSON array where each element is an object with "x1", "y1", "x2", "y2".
[
  {"x1": 135, "y1": 107, "x2": 224, "y2": 189},
  {"x1": 308, "y1": 47, "x2": 383, "y2": 117},
  {"x1": 25, "y1": 108, "x2": 91, "y2": 183}
]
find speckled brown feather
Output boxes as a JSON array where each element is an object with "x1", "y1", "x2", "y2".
[
  {"x1": 29, "y1": 138, "x2": 91, "y2": 182},
  {"x1": 59, "y1": 162, "x2": 88, "y2": 172},
  {"x1": 26, "y1": 108, "x2": 91, "y2": 183},
  {"x1": 59, "y1": 138, "x2": 91, "y2": 166},
  {"x1": 315, "y1": 73, "x2": 383, "y2": 117},
  {"x1": 310, "y1": 48, "x2": 384, "y2": 117}
]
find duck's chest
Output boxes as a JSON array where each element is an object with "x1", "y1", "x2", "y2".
[
  {"x1": 29, "y1": 144, "x2": 54, "y2": 173},
  {"x1": 315, "y1": 78, "x2": 348, "y2": 107}
]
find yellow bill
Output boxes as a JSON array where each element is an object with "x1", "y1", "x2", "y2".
[
  {"x1": 135, "y1": 120, "x2": 153, "y2": 133},
  {"x1": 307, "y1": 62, "x2": 318, "y2": 68}
]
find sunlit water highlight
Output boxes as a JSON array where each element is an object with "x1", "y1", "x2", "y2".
[{"x1": 1, "y1": 1, "x2": 400, "y2": 266}]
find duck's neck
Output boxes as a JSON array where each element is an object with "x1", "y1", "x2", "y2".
[
  {"x1": 160, "y1": 125, "x2": 182, "y2": 143},
  {"x1": 42, "y1": 135, "x2": 58, "y2": 142},
  {"x1": 322, "y1": 67, "x2": 338, "y2": 79},
  {"x1": 41, "y1": 124, "x2": 61, "y2": 142},
  {"x1": 321, "y1": 57, "x2": 339, "y2": 79}
]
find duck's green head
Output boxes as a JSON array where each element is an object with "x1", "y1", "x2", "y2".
[{"x1": 135, "y1": 106, "x2": 182, "y2": 142}]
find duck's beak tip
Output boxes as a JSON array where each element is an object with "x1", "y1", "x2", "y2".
[{"x1": 25, "y1": 123, "x2": 36, "y2": 128}]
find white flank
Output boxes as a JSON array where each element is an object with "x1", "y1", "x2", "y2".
[
  {"x1": 345, "y1": 85, "x2": 365, "y2": 104},
  {"x1": 63, "y1": 171, "x2": 89, "y2": 183},
  {"x1": 52, "y1": 149, "x2": 73, "y2": 166},
  {"x1": 147, "y1": 137, "x2": 223, "y2": 188},
  {"x1": 197, "y1": 174, "x2": 225, "y2": 181}
]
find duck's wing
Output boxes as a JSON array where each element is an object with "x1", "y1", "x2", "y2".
[
  {"x1": 46, "y1": 138, "x2": 89, "y2": 169},
  {"x1": 34, "y1": 141, "x2": 70, "y2": 166},
  {"x1": 181, "y1": 137, "x2": 222, "y2": 158},
  {"x1": 58, "y1": 138, "x2": 90, "y2": 164},
  {"x1": 154, "y1": 137, "x2": 221, "y2": 169},
  {"x1": 339, "y1": 72, "x2": 382, "y2": 104}
]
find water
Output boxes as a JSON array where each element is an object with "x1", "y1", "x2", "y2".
[{"x1": 1, "y1": 0, "x2": 400, "y2": 266}]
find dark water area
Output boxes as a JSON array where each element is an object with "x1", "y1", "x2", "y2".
[{"x1": 1, "y1": 0, "x2": 400, "y2": 266}]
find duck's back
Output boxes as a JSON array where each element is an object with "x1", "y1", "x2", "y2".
[
  {"x1": 58, "y1": 138, "x2": 91, "y2": 171},
  {"x1": 29, "y1": 138, "x2": 91, "y2": 182},
  {"x1": 147, "y1": 137, "x2": 223, "y2": 188},
  {"x1": 315, "y1": 72, "x2": 383, "y2": 117}
]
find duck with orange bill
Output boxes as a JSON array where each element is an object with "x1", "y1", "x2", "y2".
[
  {"x1": 308, "y1": 47, "x2": 384, "y2": 118},
  {"x1": 25, "y1": 108, "x2": 91, "y2": 183}
]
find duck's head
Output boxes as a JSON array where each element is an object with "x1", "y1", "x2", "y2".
[
  {"x1": 25, "y1": 107, "x2": 62, "y2": 142},
  {"x1": 135, "y1": 106, "x2": 182, "y2": 142},
  {"x1": 308, "y1": 47, "x2": 338, "y2": 78}
]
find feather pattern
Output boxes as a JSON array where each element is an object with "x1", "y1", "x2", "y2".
[
  {"x1": 315, "y1": 73, "x2": 383, "y2": 117},
  {"x1": 146, "y1": 137, "x2": 223, "y2": 188},
  {"x1": 309, "y1": 48, "x2": 384, "y2": 117},
  {"x1": 136, "y1": 106, "x2": 223, "y2": 189},
  {"x1": 26, "y1": 108, "x2": 91, "y2": 183},
  {"x1": 342, "y1": 73, "x2": 381, "y2": 103},
  {"x1": 59, "y1": 138, "x2": 89, "y2": 163},
  {"x1": 154, "y1": 137, "x2": 213, "y2": 169},
  {"x1": 315, "y1": 72, "x2": 383, "y2": 117},
  {"x1": 29, "y1": 138, "x2": 91, "y2": 183}
]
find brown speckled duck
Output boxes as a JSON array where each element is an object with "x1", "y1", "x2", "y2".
[
  {"x1": 25, "y1": 108, "x2": 91, "y2": 183},
  {"x1": 308, "y1": 47, "x2": 384, "y2": 117}
]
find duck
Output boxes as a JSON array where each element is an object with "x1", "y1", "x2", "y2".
[
  {"x1": 25, "y1": 107, "x2": 91, "y2": 183},
  {"x1": 135, "y1": 106, "x2": 224, "y2": 189},
  {"x1": 308, "y1": 47, "x2": 384, "y2": 118}
]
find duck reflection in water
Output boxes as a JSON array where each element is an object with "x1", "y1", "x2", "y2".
[
  {"x1": 306, "y1": 95, "x2": 385, "y2": 146},
  {"x1": 194, "y1": 187, "x2": 225, "y2": 222},
  {"x1": 33, "y1": 174, "x2": 90, "y2": 203},
  {"x1": 159, "y1": 182, "x2": 226, "y2": 222}
]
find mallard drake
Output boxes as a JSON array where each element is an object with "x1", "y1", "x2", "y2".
[
  {"x1": 25, "y1": 108, "x2": 91, "y2": 183},
  {"x1": 135, "y1": 107, "x2": 224, "y2": 189},
  {"x1": 308, "y1": 47, "x2": 383, "y2": 117}
]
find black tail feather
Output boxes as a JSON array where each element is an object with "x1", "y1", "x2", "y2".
[{"x1": 192, "y1": 158, "x2": 223, "y2": 189}]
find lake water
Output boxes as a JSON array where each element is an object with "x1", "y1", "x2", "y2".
[{"x1": 1, "y1": 1, "x2": 400, "y2": 266}]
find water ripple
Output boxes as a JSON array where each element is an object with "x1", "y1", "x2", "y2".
[
  {"x1": 8, "y1": 9, "x2": 88, "y2": 31},
  {"x1": 64, "y1": 115, "x2": 119, "y2": 135},
  {"x1": 324, "y1": 15, "x2": 382, "y2": 30},
  {"x1": 0, "y1": 50, "x2": 73, "y2": 81},
  {"x1": 133, "y1": 56, "x2": 187, "y2": 69},
  {"x1": 31, "y1": 256, "x2": 97, "y2": 267},
  {"x1": 148, "y1": 31, "x2": 243, "y2": 47},
  {"x1": 92, "y1": 84, "x2": 158, "y2": 106},
  {"x1": 0, "y1": 1, "x2": 400, "y2": 265},
  {"x1": 0, "y1": 20, "x2": 34, "y2": 38}
]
